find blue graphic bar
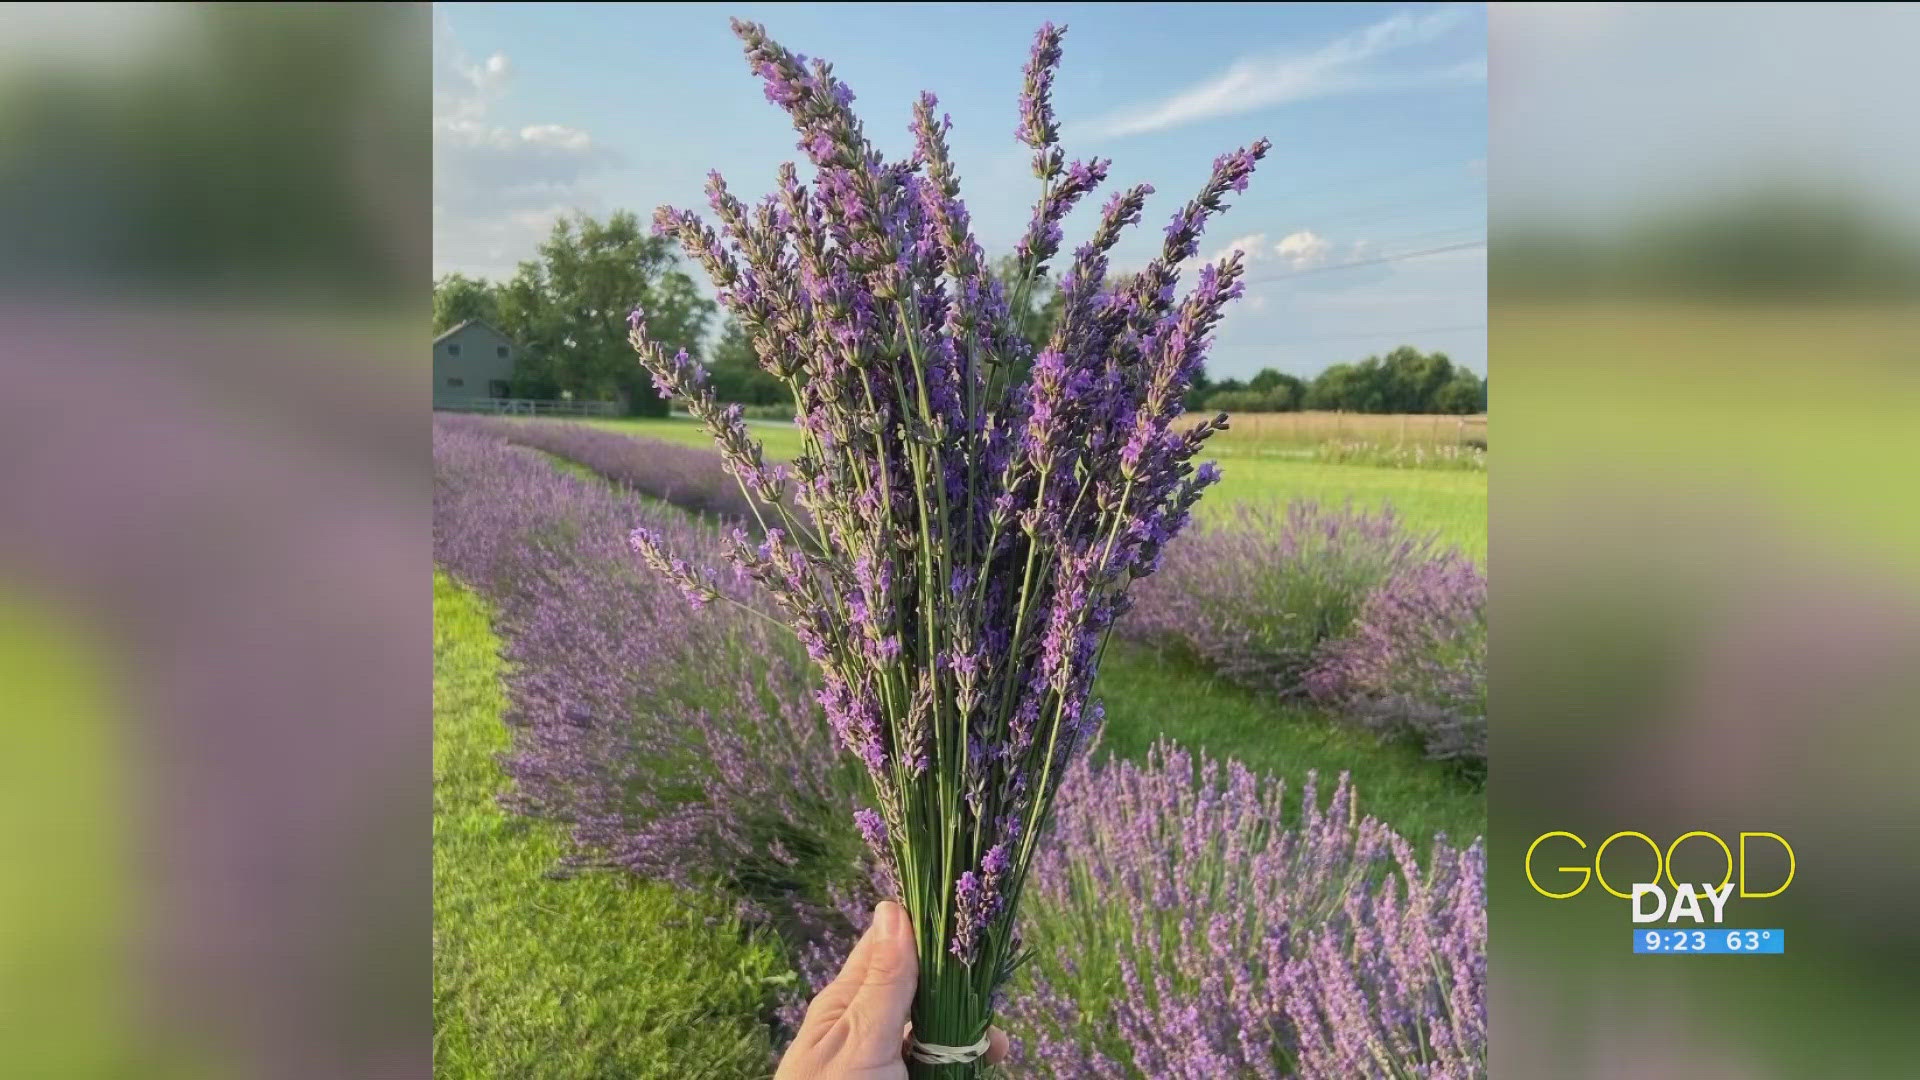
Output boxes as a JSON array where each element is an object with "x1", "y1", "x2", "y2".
[{"x1": 1634, "y1": 929, "x2": 1784, "y2": 954}]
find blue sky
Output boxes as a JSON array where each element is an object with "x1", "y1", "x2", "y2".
[{"x1": 434, "y1": 3, "x2": 1486, "y2": 378}]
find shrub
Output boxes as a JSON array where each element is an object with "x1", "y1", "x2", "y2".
[
  {"x1": 1307, "y1": 557, "x2": 1487, "y2": 768},
  {"x1": 776, "y1": 743, "x2": 1488, "y2": 1078},
  {"x1": 432, "y1": 420, "x2": 860, "y2": 923},
  {"x1": 1125, "y1": 500, "x2": 1439, "y2": 694},
  {"x1": 1008, "y1": 742, "x2": 1487, "y2": 1078}
]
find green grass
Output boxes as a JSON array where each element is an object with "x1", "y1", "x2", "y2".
[
  {"x1": 546, "y1": 414, "x2": 1487, "y2": 559},
  {"x1": 1095, "y1": 641, "x2": 1483, "y2": 844},
  {"x1": 433, "y1": 571, "x2": 791, "y2": 1079},
  {"x1": 1201, "y1": 448, "x2": 1486, "y2": 558}
]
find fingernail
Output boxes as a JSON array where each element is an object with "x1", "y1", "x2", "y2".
[{"x1": 875, "y1": 900, "x2": 907, "y2": 940}]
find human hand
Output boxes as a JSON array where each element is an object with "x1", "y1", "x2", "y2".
[{"x1": 774, "y1": 900, "x2": 1010, "y2": 1078}]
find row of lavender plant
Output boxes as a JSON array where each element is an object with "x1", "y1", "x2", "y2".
[
  {"x1": 1124, "y1": 499, "x2": 1487, "y2": 767},
  {"x1": 1307, "y1": 557, "x2": 1488, "y2": 768},
  {"x1": 433, "y1": 420, "x2": 860, "y2": 923},
  {"x1": 434, "y1": 411, "x2": 763, "y2": 522},
  {"x1": 1012, "y1": 742, "x2": 1485, "y2": 1078},
  {"x1": 434, "y1": 419, "x2": 1486, "y2": 1076}
]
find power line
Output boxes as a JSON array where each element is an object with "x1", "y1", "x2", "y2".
[
  {"x1": 1241, "y1": 239, "x2": 1485, "y2": 284},
  {"x1": 1213, "y1": 319, "x2": 1482, "y2": 343}
]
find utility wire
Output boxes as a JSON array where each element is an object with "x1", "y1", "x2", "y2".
[
  {"x1": 1213, "y1": 319, "x2": 1482, "y2": 343},
  {"x1": 1240, "y1": 239, "x2": 1485, "y2": 283}
]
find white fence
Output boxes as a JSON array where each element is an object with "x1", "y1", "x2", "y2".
[{"x1": 436, "y1": 397, "x2": 621, "y2": 418}]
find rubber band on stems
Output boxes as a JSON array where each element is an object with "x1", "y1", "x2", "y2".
[{"x1": 908, "y1": 1032, "x2": 992, "y2": 1065}]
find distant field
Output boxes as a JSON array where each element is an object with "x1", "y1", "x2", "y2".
[
  {"x1": 1191, "y1": 409, "x2": 1487, "y2": 449},
  {"x1": 544, "y1": 414, "x2": 1489, "y2": 559}
]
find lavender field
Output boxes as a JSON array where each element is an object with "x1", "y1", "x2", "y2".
[
  {"x1": 431, "y1": 415, "x2": 1486, "y2": 1077},
  {"x1": 555, "y1": 413, "x2": 1489, "y2": 558}
]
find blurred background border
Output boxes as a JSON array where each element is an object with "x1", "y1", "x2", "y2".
[
  {"x1": 1490, "y1": 4, "x2": 1920, "y2": 1076},
  {"x1": 0, "y1": 5, "x2": 430, "y2": 1077}
]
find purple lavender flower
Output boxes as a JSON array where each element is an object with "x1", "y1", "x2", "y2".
[
  {"x1": 853, "y1": 807, "x2": 888, "y2": 850},
  {"x1": 1308, "y1": 553, "x2": 1488, "y2": 767},
  {"x1": 1006, "y1": 742, "x2": 1487, "y2": 1078},
  {"x1": 1016, "y1": 23, "x2": 1066, "y2": 152}
]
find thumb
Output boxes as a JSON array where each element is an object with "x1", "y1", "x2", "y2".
[{"x1": 840, "y1": 900, "x2": 918, "y2": 1055}]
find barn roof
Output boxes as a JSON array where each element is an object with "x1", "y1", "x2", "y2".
[{"x1": 433, "y1": 319, "x2": 516, "y2": 345}]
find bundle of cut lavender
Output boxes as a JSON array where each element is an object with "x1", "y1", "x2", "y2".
[{"x1": 629, "y1": 19, "x2": 1267, "y2": 1076}]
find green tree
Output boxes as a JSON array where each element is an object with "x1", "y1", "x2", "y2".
[
  {"x1": 706, "y1": 318, "x2": 788, "y2": 406},
  {"x1": 1247, "y1": 368, "x2": 1305, "y2": 411},
  {"x1": 492, "y1": 212, "x2": 714, "y2": 415},
  {"x1": 1433, "y1": 368, "x2": 1487, "y2": 414},
  {"x1": 992, "y1": 255, "x2": 1066, "y2": 358},
  {"x1": 1379, "y1": 346, "x2": 1456, "y2": 413},
  {"x1": 1207, "y1": 388, "x2": 1292, "y2": 413},
  {"x1": 1305, "y1": 361, "x2": 1385, "y2": 412},
  {"x1": 432, "y1": 273, "x2": 501, "y2": 334},
  {"x1": 1182, "y1": 366, "x2": 1215, "y2": 412}
]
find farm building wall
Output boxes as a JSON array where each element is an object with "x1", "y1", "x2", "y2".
[{"x1": 433, "y1": 321, "x2": 518, "y2": 408}]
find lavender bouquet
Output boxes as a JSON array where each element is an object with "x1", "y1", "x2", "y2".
[{"x1": 628, "y1": 20, "x2": 1267, "y2": 1075}]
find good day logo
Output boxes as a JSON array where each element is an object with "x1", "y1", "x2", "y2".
[{"x1": 1525, "y1": 830, "x2": 1795, "y2": 924}]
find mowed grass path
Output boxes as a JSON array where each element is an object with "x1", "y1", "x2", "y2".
[
  {"x1": 563, "y1": 415, "x2": 1488, "y2": 559},
  {"x1": 433, "y1": 572, "x2": 790, "y2": 1078},
  {"x1": 1095, "y1": 640, "x2": 1485, "y2": 842}
]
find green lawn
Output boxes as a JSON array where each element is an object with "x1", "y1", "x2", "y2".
[
  {"x1": 552, "y1": 414, "x2": 1488, "y2": 559},
  {"x1": 433, "y1": 571, "x2": 791, "y2": 1079},
  {"x1": 1095, "y1": 640, "x2": 1483, "y2": 844},
  {"x1": 1200, "y1": 448, "x2": 1486, "y2": 559}
]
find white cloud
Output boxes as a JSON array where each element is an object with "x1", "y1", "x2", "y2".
[
  {"x1": 1207, "y1": 232, "x2": 1271, "y2": 264},
  {"x1": 519, "y1": 124, "x2": 594, "y2": 152},
  {"x1": 1075, "y1": 6, "x2": 1476, "y2": 139},
  {"x1": 1274, "y1": 230, "x2": 1334, "y2": 269},
  {"x1": 1200, "y1": 229, "x2": 1340, "y2": 270},
  {"x1": 433, "y1": 11, "x2": 612, "y2": 279}
]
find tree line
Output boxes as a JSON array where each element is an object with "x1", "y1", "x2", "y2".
[
  {"x1": 1195, "y1": 347, "x2": 1486, "y2": 415},
  {"x1": 436, "y1": 211, "x2": 1484, "y2": 417}
]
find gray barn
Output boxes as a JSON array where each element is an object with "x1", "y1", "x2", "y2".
[{"x1": 433, "y1": 320, "x2": 518, "y2": 408}]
